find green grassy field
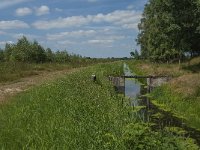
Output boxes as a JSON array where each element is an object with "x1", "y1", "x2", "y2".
[{"x1": 0, "y1": 62, "x2": 199, "y2": 149}]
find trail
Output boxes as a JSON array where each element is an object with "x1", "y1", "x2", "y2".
[{"x1": 0, "y1": 67, "x2": 82, "y2": 103}]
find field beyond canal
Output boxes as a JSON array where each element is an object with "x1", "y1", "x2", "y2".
[{"x1": 0, "y1": 62, "x2": 199, "y2": 149}]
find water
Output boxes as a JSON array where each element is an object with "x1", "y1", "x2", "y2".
[
  {"x1": 124, "y1": 63, "x2": 149, "y2": 121},
  {"x1": 123, "y1": 63, "x2": 200, "y2": 145}
]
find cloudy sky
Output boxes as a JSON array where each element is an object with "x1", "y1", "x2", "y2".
[{"x1": 0, "y1": 0, "x2": 148, "y2": 58}]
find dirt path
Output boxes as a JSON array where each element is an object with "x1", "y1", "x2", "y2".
[{"x1": 0, "y1": 67, "x2": 82, "y2": 103}]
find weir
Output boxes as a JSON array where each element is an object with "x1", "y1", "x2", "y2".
[{"x1": 109, "y1": 63, "x2": 200, "y2": 146}]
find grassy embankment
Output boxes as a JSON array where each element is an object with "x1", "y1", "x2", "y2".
[
  {"x1": 127, "y1": 57, "x2": 200, "y2": 130},
  {"x1": 0, "y1": 60, "x2": 108, "y2": 84},
  {"x1": 0, "y1": 62, "x2": 71, "y2": 83},
  {"x1": 0, "y1": 62, "x2": 199, "y2": 149}
]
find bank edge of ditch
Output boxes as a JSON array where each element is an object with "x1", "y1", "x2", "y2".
[
  {"x1": 0, "y1": 62, "x2": 199, "y2": 149},
  {"x1": 126, "y1": 59, "x2": 200, "y2": 135}
]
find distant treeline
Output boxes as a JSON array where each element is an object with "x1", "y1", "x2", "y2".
[
  {"x1": 0, "y1": 36, "x2": 116, "y2": 64},
  {"x1": 136, "y1": 0, "x2": 200, "y2": 62}
]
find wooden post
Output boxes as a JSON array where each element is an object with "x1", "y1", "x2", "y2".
[
  {"x1": 147, "y1": 77, "x2": 151, "y2": 93},
  {"x1": 124, "y1": 76, "x2": 125, "y2": 97}
]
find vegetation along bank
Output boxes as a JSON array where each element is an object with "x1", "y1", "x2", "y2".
[
  {"x1": 0, "y1": 62, "x2": 199, "y2": 149},
  {"x1": 127, "y1": 57, "x2": 200, "y2": 131}
]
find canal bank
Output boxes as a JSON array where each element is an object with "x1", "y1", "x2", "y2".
[{"x1": 122, "y1": 63, "x2": 200, "y2": 146}]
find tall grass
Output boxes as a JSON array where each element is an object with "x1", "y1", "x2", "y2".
[
  {"x1": 0, "y1": 60, "x2": 121, "y2": 83},
  {"x1": 151, "y1": 85, "x2": 200, "y2": 130},
  {"x1": 0, "y1": 62, "x2": 198, "y2": 149},
  {"x1": 0, "y1": 62, "x2": 73, "y2": 83}
]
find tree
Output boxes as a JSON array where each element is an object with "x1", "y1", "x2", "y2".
[
  {"x1": 0, "y1": 49, "x2": 4, "y2": 62},
  {"x1": 46, "y1": 48, "x2": 54, "y2": 62},
  {"x1": 137, "y1": 0, "x2": 200, "y2": 63},
  {"x1": 4, "y1": 43, "x2": 13, "y2": 61},
  {"x1": 130, "y1": 49, "x2": 140, "y2": 59},
  {"x1": 11, "y1": 36, "x2": 31, "y2": 62},
  {"x1": 5, "y1": 36, "x2": 47, "y2": 63},
  {"x1": 1, "y1": 36, "x2": 86, "y2": 64},
  {"x1": 54, "y1": 50, "x2": 70, "y2": 63},
  {"x1": 30, "y1": 40, "x2": 46, "y2": 63}
]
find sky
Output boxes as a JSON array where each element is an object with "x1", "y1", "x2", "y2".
[{"x1": 0, "y1": 0, "x2": 148, "y2": 58}]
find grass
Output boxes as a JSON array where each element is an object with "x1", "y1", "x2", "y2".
[
  {"x1": 0, "y1": 62, "x2": 73, "y2": 83},
  {"x1": 0, "y1": 62, "x2": 125, "y2": 149},
  {"x1": 126, "y1": 57, "x2": 200, "y2": 130},
  {"x1": 0, "y1": 62, "x2": 199, "y2": 149},
  {"x1": 0, "y1": 60, "x2": 111, "y2": 84},
  {"x1": 151, "y1": 85, "x2": 200, "y2": 130},
  {"x1": 126, "y1": 60, "x2": 185, "y2": 77}
]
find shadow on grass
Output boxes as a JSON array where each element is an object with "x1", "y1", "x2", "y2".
[{"x1": 182, "y1": 62, "x2": 200, "y2": 73}]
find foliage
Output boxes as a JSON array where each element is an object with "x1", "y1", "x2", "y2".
[
  {"x1": 130, "y1": 49, "x2": 140, "y2": 60},
  {"x1": 151, "y1": 85, "x2": 200, "y2": 130},
  {"x1": 123, "y1": 123, "x2": 199, "y2": 150},
  {"x1": 1, "y1": 36, "x2": 114, "y2": 64},
  {"x1": 137, "y1": 0, "x2": 200, "y2": 62},
  {"x1": 0, "y1": 49, "x2": 4, "y2": 62}
]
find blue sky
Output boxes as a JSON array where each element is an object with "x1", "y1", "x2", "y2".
[{"x1": 0, "y1": 0, "x2": 148, "y2": 58}]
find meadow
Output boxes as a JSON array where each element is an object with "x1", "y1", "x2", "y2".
[
  {"x1": 0, "y1": 62, "x2": 199, "y2": 149},
  {"x1": 0, "y1": 62, "x2": 72, "y2": 83},
  {"x1": 0, "y1": 59, "x2": 111, "y2": 84}
]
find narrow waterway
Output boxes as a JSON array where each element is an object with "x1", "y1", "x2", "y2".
[{"x1": 123, "y1": 63, "x2": 200, "y2": 145}]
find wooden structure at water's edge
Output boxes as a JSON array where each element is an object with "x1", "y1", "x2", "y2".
[
  {"x1": 109, "y1": 75, "x2": 171, "y2": 94},
  {"x1": 108, "y1": 76, "x2": 125, "y2": 94},
  {"x1": 122, "y1": 75, "x2": 171, "y2": 92}
]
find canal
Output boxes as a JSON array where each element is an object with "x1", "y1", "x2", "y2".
[{"x1": 123, "y1": 63, "x2": 200, "y2": 145}]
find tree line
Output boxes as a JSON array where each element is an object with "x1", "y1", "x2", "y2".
[
  {"x1": 0, "y1": 36, "x2": 93, "y2": 63},
  {"x1": 135, "y1": 0, "x2": 200, "y2": 62}
]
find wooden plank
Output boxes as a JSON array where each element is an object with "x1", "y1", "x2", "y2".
[{"x1": 122, "y1": 75, "x2": 170, "y2": 79}]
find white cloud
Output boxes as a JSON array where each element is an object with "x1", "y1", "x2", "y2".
[
  {"x1": 87, "y1": 0, "x2": 98, "y2": 2},
  {"x1": 127, "y1": 5, "x2": 134, "y2": 10},
  {"x1": 35, "y1": 5, "x2": 50, "y2": 16},
  {"x1": 0, "y1": 20, "x2": 29, "y2": 29},
  {"x1": 0, "y1": 0, "x2": 30, "y2": 9},
  {"x1": 86, "y1": 35, "x2": 125, "y2": 45},
  {"x1": 33, "y1": 16, "x2": 89, "y2": 29},
  {"x1": 33, "y1": 10, "x2": 141, "y2": 30},
  {"x1": 104, "y1": 35, "x2": 125, "y2": 40},
  {"x1": 16, "y1": 7, "x2": 32, "y2": 16},
  {"x1": 55, "y1": 8, "x2": 63, "y2": 12},
  {"x1": 0, "y1": 31, "x2": 6, "y2": 35},
  {"x1": 46, "y1": 30, "x2": 125, "y2": 49},
  {"x1": 93, "y1": 10, "x2": 141, "y2": 30},
  {"x1": 11, "y1": 33, "x2": 41, "y2": 40},
  {"x1": 46, "y1": 29, "x2": 125, "y2": 44},
  {"x1": 57, "y1": 40, "x2": 75, "y2": 45},
  {"x1": 47, "y1": 30, "x2": 96, "y2": 40},
  {"x1": 88, "y1": 39, "x2": 114, "y2": 44},
  {"x1": 15, "y1": 5, "x2": 51, "y2": 16},
  {"x1": 0, "y1": 41, "x2": 14, "y2": 46}
]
